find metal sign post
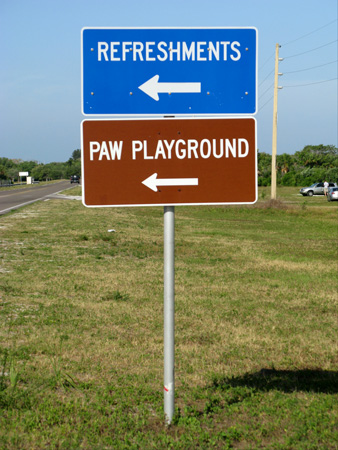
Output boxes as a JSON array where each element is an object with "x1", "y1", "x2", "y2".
[{"x1": 163, "y1": 206, "x2": 175, "y2": 424}]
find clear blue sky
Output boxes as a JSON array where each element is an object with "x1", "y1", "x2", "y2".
[{"x1": 0, "y1": 0, "x2": 337, "y2": 163}]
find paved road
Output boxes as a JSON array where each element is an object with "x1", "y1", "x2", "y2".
[{"x1": 0, "y1": 181, "x2": 76, "y2": 215}]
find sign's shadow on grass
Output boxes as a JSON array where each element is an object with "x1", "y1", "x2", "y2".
[{"x1": 211, "y1": 369, "x2": 338, "y2": 394}]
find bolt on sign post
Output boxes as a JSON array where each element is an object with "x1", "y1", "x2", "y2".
[{"x1": 81, "y1": 27, "x2": 258, "y2": 425}]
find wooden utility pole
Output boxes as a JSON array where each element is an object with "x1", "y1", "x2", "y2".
[{"x1": 271, "y1": 44, "x2": 282, "y2": 200}]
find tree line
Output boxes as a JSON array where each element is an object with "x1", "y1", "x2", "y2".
[
  {"x1": 0, "y1": 145, "x2": 337, "y2": 186},
  {"x1": 0, "y1": 150, "x2": 81, "y2": 183},
  {"x1": 258, "y1": 145, "x2": 338, "y2": 186}
]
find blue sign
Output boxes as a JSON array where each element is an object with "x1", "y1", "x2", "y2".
[{"x1": 81, "y1": 27, "x2": 257, "y2": 116}]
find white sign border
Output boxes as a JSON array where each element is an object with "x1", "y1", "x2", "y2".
[{"x1": 81, "y1": 116, "x2": 257, "y2": 208}]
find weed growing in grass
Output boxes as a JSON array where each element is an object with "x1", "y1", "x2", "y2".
[
  {"x1": 100, "y1": 291, "x2": 130, "y2": 302},
  {"x1": 259, "y1": 198, "x2": 288, "y2": 210},
  {"x1": 8, "y1": 358, "x2": 19, "y2": 392},
  {"x1": 0, "y1": 350, "x2": 13, "y2": 392},
  {"x1": 0, "y1": 347, "x2": 27, "y2": 410},
  {"x1": 47, "y1": 338, "x2": 77, "y2": 390}
]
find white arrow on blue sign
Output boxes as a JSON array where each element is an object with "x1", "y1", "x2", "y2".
[{"x1": 81, "y1": 27, "x2": 257, "y2": 116}]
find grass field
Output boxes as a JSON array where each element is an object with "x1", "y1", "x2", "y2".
[{"x1": 0, "y1": 186, "x2": 337, "y2": 449}]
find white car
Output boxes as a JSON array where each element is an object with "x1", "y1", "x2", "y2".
[
  {"x1": 300, "y1": 182, "x2": 337, "y2": 196},
  {"x1": 327, "y1": 187, "x2": 338, "y2": 202}
]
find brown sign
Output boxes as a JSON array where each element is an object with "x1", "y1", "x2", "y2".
[{"x1": 81, "y1": 117, "x2": 257, "y2": 207}]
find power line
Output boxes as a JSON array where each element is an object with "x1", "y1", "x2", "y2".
[
  {"x1": 283, "y1": 60, "x2": 338, "y2": 74},
  {"x1": 282, "y1": 19, "x2": 338, "y2": 47},
  {"x1": 259, "y1": 52, "x2": 275, "y2": 72},
  {"x1": 260, "y1": 20, "x2": 337, "y2": 82},
  {"x1": 259, "y1": 81, "x2": 274, "y2": 100},
  {"x1": 283, "y1": 78, "x2": 337, "y2": 88},
  {"x1": 258, "y1": 95, "x2": 274, "y2": 111},
  {"x1": 259, "y1": 69, "x2": 275, "y2": 87},
  {"x1": 283, "y1": 40, "x2": 337, "y2": 59}
]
